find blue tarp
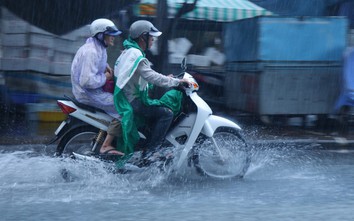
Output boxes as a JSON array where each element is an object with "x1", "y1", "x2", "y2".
[
  {"x1": 250, "y1": 0, "x2": 354, "y2": 28},
  {"x1": 224, "y1": 16, "x2": 347, "y2": 62}
]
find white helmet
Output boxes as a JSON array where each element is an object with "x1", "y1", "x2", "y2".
[
  {"x1": 90, "y1": 18, "x2": 121, "y2": 37},
  {"x1": 129, "y1": 20, "x2": 162, "y2": 39}
]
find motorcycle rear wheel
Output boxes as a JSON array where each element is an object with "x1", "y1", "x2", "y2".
[
  {"x1": 192, "y1": 127, "x2": 251, "y2": 179},
  {"x1": 56, "y1": 126, "x2": 100, "y2": 157}
]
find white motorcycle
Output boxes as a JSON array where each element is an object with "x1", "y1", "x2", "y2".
[{"x1": 49, "y1": 59, "x2": 250, "y2": 179}]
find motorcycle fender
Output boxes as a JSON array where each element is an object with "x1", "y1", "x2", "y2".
[
  {"x1": 201, "y1": 115, "x2": 242, "y2": 137},
  {"x1": 47, "y1": 117, "x2": 89, "y2": 145}
]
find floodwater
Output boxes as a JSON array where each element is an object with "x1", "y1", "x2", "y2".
[{"x1": 0, "y1": 143, "x2": 353, "y2": 221}]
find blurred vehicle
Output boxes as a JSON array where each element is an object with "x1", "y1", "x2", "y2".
[{"x1": 223, "y1": 16, "x2": 347, "y2": 125}]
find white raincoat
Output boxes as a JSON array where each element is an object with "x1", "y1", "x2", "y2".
[{"x1": 71, "y1": 37, "x2": 119, "y2": 119}]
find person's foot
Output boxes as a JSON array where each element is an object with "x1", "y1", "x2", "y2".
[{"x1": 100, "y1": 146, "x2": 124, "y2": 156}]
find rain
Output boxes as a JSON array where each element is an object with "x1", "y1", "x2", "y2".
[{"x1": 1, "y1": 0, "x2": 354, "y2": 220}]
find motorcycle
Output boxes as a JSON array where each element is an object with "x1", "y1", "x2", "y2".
[{"x1": 48, "y1": 59, "x2": 251, "y2": 179}]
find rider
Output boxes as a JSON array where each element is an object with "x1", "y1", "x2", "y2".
[
  {"x1": 71, "y1": 18, "x2": 124, "y2": 156},
  {"x1": 113, "y1": 20, "x2": 190, "y2": 160}
]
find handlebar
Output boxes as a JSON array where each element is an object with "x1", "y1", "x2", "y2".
[
  {"x1": 174, "y1": 72, "x2": 185, "y2": 79},
  {"x1": 179, "y1": 81, "x2": 191, "y2": 88}
]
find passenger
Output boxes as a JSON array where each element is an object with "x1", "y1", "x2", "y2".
[
  {"x1": 71, "y1": 18, "x2": 124, "y2": 156},
  {"x1": 113, "y1": 20, "x2": 190, "y2": 159}
]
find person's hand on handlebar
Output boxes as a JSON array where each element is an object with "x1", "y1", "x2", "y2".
[{"x1": 178, "y1": 78, "x2": 192, "y2": 88}]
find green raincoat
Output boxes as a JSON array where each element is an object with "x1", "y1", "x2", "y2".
[{"x1": 113, "y1": 38, "x2": 183, "y2": 167}]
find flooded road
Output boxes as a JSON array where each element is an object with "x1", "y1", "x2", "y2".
[{"x1": 1, "y1": 142, "x2": 353, "y2": 221}]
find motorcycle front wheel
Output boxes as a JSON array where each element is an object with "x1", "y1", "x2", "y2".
[
  {"x1": 192, "y1": 127, "x2": 251, "y2": 179},
  {"x1": 56, "y1": 126, "x2": 100, "y2": 157}
]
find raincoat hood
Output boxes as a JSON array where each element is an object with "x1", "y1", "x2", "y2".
[{"x1": 123, "y1": 38, "x2": 145, "y2": 56}]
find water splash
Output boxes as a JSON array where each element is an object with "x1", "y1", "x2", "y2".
[
  {"x1": 0, "y1": 150, "x2": 174, "y2": 204},
  {"x1": 1, "y1": 144, "x2": 353, "y2": 221},
  {"x1": 245, "y1": 141, "x2": 331, "y2": 182}
]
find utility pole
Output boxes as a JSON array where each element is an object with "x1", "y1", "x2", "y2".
[{"x1": 154, "y1": 0, "x2": 197, "y2": 73}]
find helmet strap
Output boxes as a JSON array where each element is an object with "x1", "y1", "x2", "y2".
[
  {"x1": 94, "y1": 33, "x2": 108, "y2": 48},
  {"x1": 141, "y1": 33, "x2": 150, "y2": 51}
]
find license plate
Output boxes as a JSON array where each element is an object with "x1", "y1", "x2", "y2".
[{"x1": 54, "y1": 121, "x2": 67, "y2": 135}]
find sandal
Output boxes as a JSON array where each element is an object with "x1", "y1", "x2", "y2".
[{"x1": 100, "y1": 148, "x2": 124, "y2": 156}]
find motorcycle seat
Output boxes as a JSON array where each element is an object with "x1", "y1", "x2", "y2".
[{"x1": 63, "y1": 95, "x2": 107, "y2": 114}]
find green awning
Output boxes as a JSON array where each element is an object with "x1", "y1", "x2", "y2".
[{"x1": 135, "y1": 0, "x2": 273, "y2": 22}]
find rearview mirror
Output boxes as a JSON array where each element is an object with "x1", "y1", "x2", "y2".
[{"x1": 181, "y1": 57, "x2": 187, "y2": 71}]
